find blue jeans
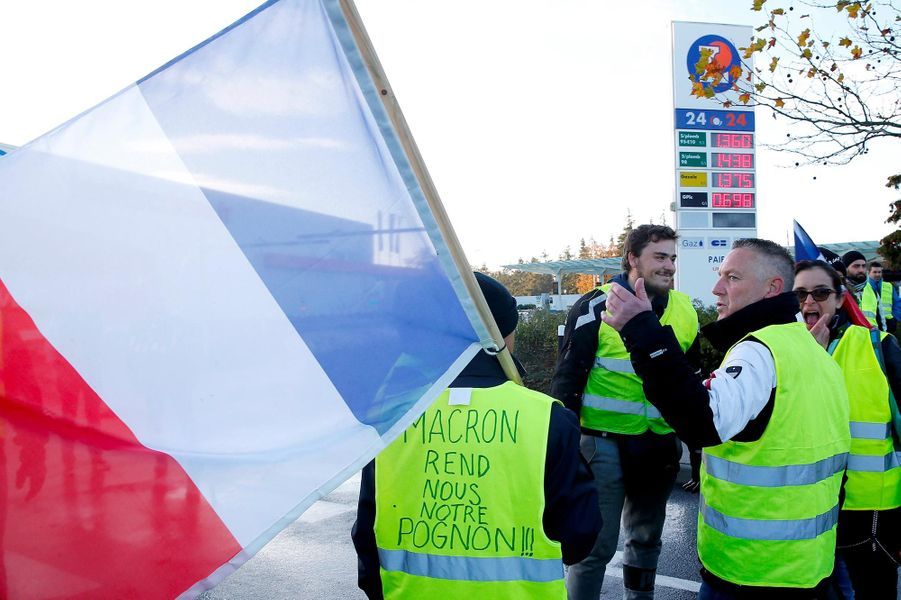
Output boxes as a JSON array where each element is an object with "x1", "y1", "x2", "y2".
[{"x1": 566, "y1": 433, "x2": 680, "y2": 600}]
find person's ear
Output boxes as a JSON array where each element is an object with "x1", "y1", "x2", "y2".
[{"x1": 627, "y1": 252, "x2": 638, "y2": 270}]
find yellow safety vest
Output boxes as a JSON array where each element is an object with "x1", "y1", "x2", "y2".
[
  {"x1": 860, "y1": 280, "x2": 894, "y2": 331},
  {"x1": 829, "y1": 325, "x2": 901, "y2": 510},
  {"x1": 581, "y1": 285, "x2": 697, "y2": 435},
  {"x1": 698, "y1": 323, "x2": 850, "y2": 588},
  {"x1": 375, "y1": 382, "x2": 565, "y2": 599}
]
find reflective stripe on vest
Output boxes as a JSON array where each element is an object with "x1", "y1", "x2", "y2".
[
  {"x1": 700, "y1": 497, "x2": 840, "y2": 541},
  {"x1": 830, "y1": 325, "x2": 901, "y2": 510},
  {"x1": 703, "y1": 452, "x2": 847, "y2": 488},
  {"x1": 582, "y1": 393, "x2": 663, "y2": 419},
  {"x1": 580, "y1": 286, "x2": 697, "y2": 435},
  {"x1": 594, "y1": 356, "x2": 634, "y2": 374},
  {"x1": 698, "y1": 322, "x2": 850, "y2": 588},
  {"x1": 846, "y1": 451, "x2": 901, "y2": 473},
  {"x1": 378, "y1": 549, "x2": 564, "y2": 583},
  {"x1": 850, "y1": 421, "x2": 892, "y2": 440}
]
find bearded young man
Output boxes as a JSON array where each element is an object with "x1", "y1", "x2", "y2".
[{"x1": 551, "y1": 224, "x2": 700, "y2": 600}]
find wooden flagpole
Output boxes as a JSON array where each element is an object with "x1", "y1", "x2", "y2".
[{"x1": 337, "y1": 0, "x2": 522, "y2": 385}]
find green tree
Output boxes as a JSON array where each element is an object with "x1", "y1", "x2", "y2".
[
  {"x1": 693, "y1": 301, "x2": 725, "y2": 376},
  {"x1": 514, "y1": 309, "x2": 568, "y2": 394},
  {"x1": 877, "y1": 173, "x2": 901, "y2": 267}
]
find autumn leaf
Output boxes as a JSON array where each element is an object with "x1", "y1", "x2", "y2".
[
  {"x1": 769, "y1": 56, "x2": 780, "y2": 71},
  {"x1": 771, "y1": 8, "x2": 785, "y2": 15},
  {"x1": 730, "y1": 65, "x2": 743, "y2": 80},
  {"x1": 851, "y1": 45, "x2": 863, "y2": 58},
  {"x1": 695, "y1": 47, "x2": 713, "y2": 75},
  {"x1": 802, "y1": 48, "x2": 813, "y2": 58},
  {"x1": 775, "y1": 98, "x2": 785, "y2": 108},
  {"x1": 830, "y1": 62, "x2": 838, "y2": 71},
  {"x1": 755, "y1": 82, "x2": 767, "y2": 91},
  {"x1": 807, "y1": 68, "x2": 817, "y2": 78},
  {"x1": 838, "y1": 73, "x2": 845, "y2": 83},
  {"x1": 752, "y1": 0, "x2": 767, "y2": 11},
  {"x1": 739, "y1": 92, "x2": 751, "y2": 104},
  {"x1": 798, "y1": 28, "x2": 811, "y2": 46},
  {"x1": 822, "y1": 41, "x2": 830, "y2": 48},
  {"x1": 881, "y1": 28, "x2": 892, "y2": 36},
  {"x1": 741, "y1": 38, "x2": 767, "y2": 59},
  {"x1": 839, "y1": 37, "x2": 853, "y2": 47},
  {"x1": 835, "y1": 0, "x2": 850, "y2": 10},
  {"x1": 846, "y1": 2, "x2": 860, "y2": 18},
  {"x1": 703, "y1": 86, "x2": 715, "y2": 98},
  {"x1": 768, "y1": 37, "x2": 777, "y2": 48},
  {"x1": 723, "y1": 100, "x2": 733, "y2": 108},
  {"x1": 756, "y1": 24, "x2": 769, "y2": 32}
]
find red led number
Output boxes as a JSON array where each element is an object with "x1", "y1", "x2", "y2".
[
  {"x1": 713, "y1": 172, "x2": 754, "y2": 188},
  {"x1": 713, "y1": 133, "x2": 753, "y2": 148},
  {"x1": 712, "y1": 193, "x2": 754, "y2": 208},
  {"x1": 713, "y1": 153, "x2": 754, "y2": 169}
]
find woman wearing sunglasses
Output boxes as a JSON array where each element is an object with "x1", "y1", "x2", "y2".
[{"x1": 794, "y1": 259, "x2": 901, "y2": 598}]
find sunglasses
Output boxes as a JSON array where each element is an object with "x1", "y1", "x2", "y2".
[{"x1": 794, "y1": 288, "x2": 837, "y2": 302}]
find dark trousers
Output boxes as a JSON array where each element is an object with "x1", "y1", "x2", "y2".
[{"x1": 840, "y1": 543, "x2": 899, "y2": 599}]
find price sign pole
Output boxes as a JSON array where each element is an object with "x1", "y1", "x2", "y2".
[{"x1": 672, "y1": 22, "x2": 756, "y2": 304}]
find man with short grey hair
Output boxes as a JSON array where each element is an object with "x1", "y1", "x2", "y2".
[{"x1": 601, "y1": 238, "x2": 850, "y2": 597}]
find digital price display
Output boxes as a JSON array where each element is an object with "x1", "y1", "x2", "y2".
[
  {"x1": 711, "y1": 152, "x2": 754, "y2": 169},
  {"x1": 711, "y1": 172, "x2": 755, "y2": 189},
  {"x1": 712, "y1": 192, "x2": 754, "y2": 208},
  {"x1": 711, "y1": 133, "x2": 754, "y2": 149}
]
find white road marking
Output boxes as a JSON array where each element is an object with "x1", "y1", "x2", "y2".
[{"x1": 605, "y1": 550, "x2": 701, "y2": 593}]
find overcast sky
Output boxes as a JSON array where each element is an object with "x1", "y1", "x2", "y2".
[{"x1": 0, "y1": 1, "x2": 896, "y2": 267}]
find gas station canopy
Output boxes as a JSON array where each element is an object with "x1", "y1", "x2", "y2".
[{"x1": 503, "y1": 241, "x2": 883, "y2": 295}]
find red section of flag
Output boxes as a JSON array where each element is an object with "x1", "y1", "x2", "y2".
[
  {"x1": 841, "y1": 290, "x2": 873, "y2": 329},
  {"x1": 0, "y1": 279, "x2": 242, "y2": 599}
]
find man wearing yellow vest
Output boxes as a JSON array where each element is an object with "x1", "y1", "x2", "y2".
[
  {"x1": 864, "y1": 261, "x2": 898, "y2": 334},
  {"x1": 352, "y1": 272, "x2": 601, "y2": 599},
  {"x1": 602, "y1": 238, "x2": 851, "y2": 598},
  {"x1": 841, "y1": 252, "x2": 899, "y2": 334},
  {"x1": 551, "y1": 224, "x2": 700, "y2": 599}
]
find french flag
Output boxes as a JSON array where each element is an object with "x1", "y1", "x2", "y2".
[{"x1": 0, "y1": 1, "x2": 494, "y2": 597}]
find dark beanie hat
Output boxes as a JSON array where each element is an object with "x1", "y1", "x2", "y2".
[
  {"x1": 474, "y1": 272, "x2": 518, "y2": 338},
  {"x1": 841, "y1": 250, "x2": 866, "y2": 268},
  {"x1": 818, "y1": 247, "x2": 846, "y2": 276}
]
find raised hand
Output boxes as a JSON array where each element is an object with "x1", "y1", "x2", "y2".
[
  {"x1": 809, "y1": 313, "x2": 831, "y2": 349},
  {"x1": 601, "y1": 278, "x2": 653, "y2": 331}
]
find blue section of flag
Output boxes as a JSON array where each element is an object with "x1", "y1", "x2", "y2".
[
  {"x1": 793, "y1": 220, "x2": 823, "y2": 262},
  {"x1": 201, "y1": 188, "x2": 476, "y2": 433},
  {"x1": 135, "y1": 0, "x2": 480, "y2": 434}
]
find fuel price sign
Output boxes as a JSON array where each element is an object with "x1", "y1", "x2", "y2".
[{"x1": 673, "y1": 21, "x2": 757, "y2": 304}]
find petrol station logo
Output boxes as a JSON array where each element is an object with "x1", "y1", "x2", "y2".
[{"x1": 686, "y1": 34, "x2": 741, "y2": 94}]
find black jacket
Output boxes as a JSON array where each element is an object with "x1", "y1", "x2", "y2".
[
  {"x1": 351, "y1": 351, "x2": 601, "y2": 599},
  {"x1": 618, "y1": 292, "x2": 802, "y2": 448}
]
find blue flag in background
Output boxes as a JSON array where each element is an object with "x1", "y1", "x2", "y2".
[{"x1": 793, "y1": 220, "x2": 824, "y2": 262}]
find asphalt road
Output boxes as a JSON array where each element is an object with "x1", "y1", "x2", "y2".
[{"x1": 198, "y1": 469, "x2": 704, "y2": 599}]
